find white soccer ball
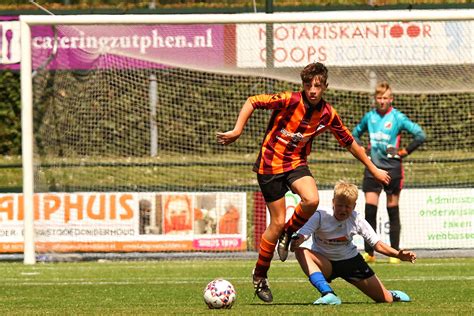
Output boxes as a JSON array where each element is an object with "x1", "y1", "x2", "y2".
[{"x1": 203, "y1": 279, "x2": 236, "y2": 309}]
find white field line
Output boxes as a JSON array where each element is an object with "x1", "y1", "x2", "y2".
[
  {"x1": 2, "y1": 275, "x2": 473, "y2": 286},
  {"x1": 7, "y1": 261, "x2": 473, "y2": 272}
]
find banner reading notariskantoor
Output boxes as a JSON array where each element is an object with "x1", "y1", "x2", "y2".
[
  {"x1": 236, "y1": 21, "x2": 474, "y2": 67},
  {"x1": 0, "y1": 192, "x2": 247, "y2": 253}
]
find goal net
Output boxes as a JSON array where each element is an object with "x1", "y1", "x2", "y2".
[{"x1": 15, "y1": 10, "x2": 474, "y2": 263}]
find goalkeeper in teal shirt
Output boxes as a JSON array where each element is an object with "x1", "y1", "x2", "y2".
[{"x1": 352, "y1": 81, "x2": 425, "y2": 264}]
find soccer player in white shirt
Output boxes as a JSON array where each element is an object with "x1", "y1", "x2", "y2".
[{"x1": 291, "y1": 180, "x2": 416, "y2": 305}]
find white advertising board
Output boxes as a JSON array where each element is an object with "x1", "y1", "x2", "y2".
[
  {"x1": 237, "y1": 21, "x2": 474, "y2": 67},
  {"x1": 272, "y1": 188, "x2": 473, "y2": 249}
]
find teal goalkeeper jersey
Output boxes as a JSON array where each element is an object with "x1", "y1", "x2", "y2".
[{"x1": 352, "y1": 107, "x2": 426, "y2": 174}]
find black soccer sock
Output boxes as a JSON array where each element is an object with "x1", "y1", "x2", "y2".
[
  {"x1": 364, "y1": 204, "x2": 378, "y2": 255},
  {"x1": 387, "y1": 206, "x2": 401, "y2": 250}
]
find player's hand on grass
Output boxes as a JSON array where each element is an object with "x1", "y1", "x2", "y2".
[
  {"x1": 216, "y1": 130, "x2": 241, "y2": 145},
  {"x1": 398, "y1": 249, "x2": 417, "y2": 263},
  {"x1": 290, "y1": 233, "x2": 304, "y2": 252}
]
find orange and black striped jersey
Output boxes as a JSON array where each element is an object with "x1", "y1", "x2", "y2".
[{"x1": 250, "y1": 91, "x2": 354, "y2": 175}]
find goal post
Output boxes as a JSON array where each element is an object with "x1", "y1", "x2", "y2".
[
  {"x1": 19, "y1": 10, "x2": 474, "y2": 264},
  {"x1": 20, "y1": 20, "x2": 35, "y2": 264}
]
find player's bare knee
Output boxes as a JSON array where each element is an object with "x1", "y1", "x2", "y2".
[
  {"x1": 301, "y1": 196, "x2": 319, "y2": 212},
  {"x1": 269, "y1": 220, "x2": 285, "y2": 233}
]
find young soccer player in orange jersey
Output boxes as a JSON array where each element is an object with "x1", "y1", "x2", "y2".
[{"x1": 216, "y1": 62, "x2": 390, "y2": 303}]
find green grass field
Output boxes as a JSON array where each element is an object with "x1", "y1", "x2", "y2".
[{"x1": 0, "y1": 258, "x2": 472, "y2": 315}]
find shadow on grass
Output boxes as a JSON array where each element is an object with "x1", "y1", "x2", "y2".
[{"x1": 250, "y1": 301, "x2": 368, "y2": 306}]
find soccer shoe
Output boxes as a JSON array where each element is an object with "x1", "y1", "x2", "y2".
[
  {"x1": 252, "y1": 270, "x2": 273, "y2": 303},
  {"x1": 389, "y1": 290, "x2": 411, "y2": 302},
  {"x1": 277, "y1": 231, "x2": 291, "y2": 262},
  {"x1": 388, "y1": 257, "x2": 401, "y2": 264},
  {"x1": 313, "y1": 293, "x2": 342, "y2": 305},
  {"x1": 362, "y1": 252, "x2": 376, "y2": 263}
]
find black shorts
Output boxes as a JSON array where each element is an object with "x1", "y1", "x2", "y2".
[
  {"x1": 257, "y1": 165, "x2": 313, "y2": 203},
  {"x1": 363, "y1": 173, "x2": 403, "y2": 195},
  {"x1": 328, "y1": 253, "x2": 375, "y2": 283}
]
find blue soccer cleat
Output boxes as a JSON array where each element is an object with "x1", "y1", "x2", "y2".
[
  {"x1": 390, "y1": 290, "x2": 411, "y2": 302},
  {"x1": 313, "y1": 293, "x2": 341, "y2": 305}
]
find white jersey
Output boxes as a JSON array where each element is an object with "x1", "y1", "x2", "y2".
[{"x1": 298, "y1": 208, "x2": 380, "y2": 261}]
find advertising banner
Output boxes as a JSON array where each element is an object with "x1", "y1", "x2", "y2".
[
  {"x1": 237, "y1": 21, "x2": 474, "y2": 67},
  {"x1": 273, "y1": 188, "x2": 473, "y2": 249},
  {"x1": 401, "y1": 188, "x2": 473, "y2": 248},
  {"x1": 0, "y1": 16, "x2": 226, "y2": 70},
  {"x1": 0, "y1": 192, "x2": 247, "y2": 253},
  {"x1": 3, "y1": 16, "x2": 473, "y2": 70}
]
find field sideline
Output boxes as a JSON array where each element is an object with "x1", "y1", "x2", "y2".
[{"x1": 0, "y1": 258, "x2": 472, "y2": 315}]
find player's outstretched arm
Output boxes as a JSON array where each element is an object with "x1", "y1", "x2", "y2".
[
  {"x1": 374, "y1": 241, "x2": 417, "y2": 263},
  {"x1": 347, "y1": 141, "x2": 391, "y2": 185},
  {"x1": 216, "y1": 99, "x2": 255, "y2": 145}
]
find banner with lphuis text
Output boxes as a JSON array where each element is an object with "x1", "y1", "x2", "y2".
[{"x1": 0, "y1": 192, "x2": 247, "y2": 253}]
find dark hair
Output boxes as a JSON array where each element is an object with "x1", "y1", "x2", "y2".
[{"x1": 300, "y1": 62, "x2": 328, "y2": 84}]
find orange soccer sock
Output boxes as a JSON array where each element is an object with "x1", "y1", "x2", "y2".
[
  {"x1": 284, "y1": 203, "x2": 313, "y2": 234},
  {"x1": 254, "y1": 236, "x2": 276, "y2": 278}
]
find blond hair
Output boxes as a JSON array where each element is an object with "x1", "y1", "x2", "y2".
[
  {"x1": 333, "y1": 180, "x2": 358, "y2": 203},
  {"x1": 375, "y1": 81, "x2": 392, "y2": 97}
]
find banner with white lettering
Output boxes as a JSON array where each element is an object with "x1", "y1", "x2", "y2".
[{"x1": 0, "y1": 16, "x2": 226, "y2": 70}]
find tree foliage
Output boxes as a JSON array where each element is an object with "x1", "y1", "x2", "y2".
[
  {"x1": 1, "y1": 68, "x2": 472, "y2": 156},
  {"x1": 0, "y1": 71, "x2": 21, "y2": 155}
]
